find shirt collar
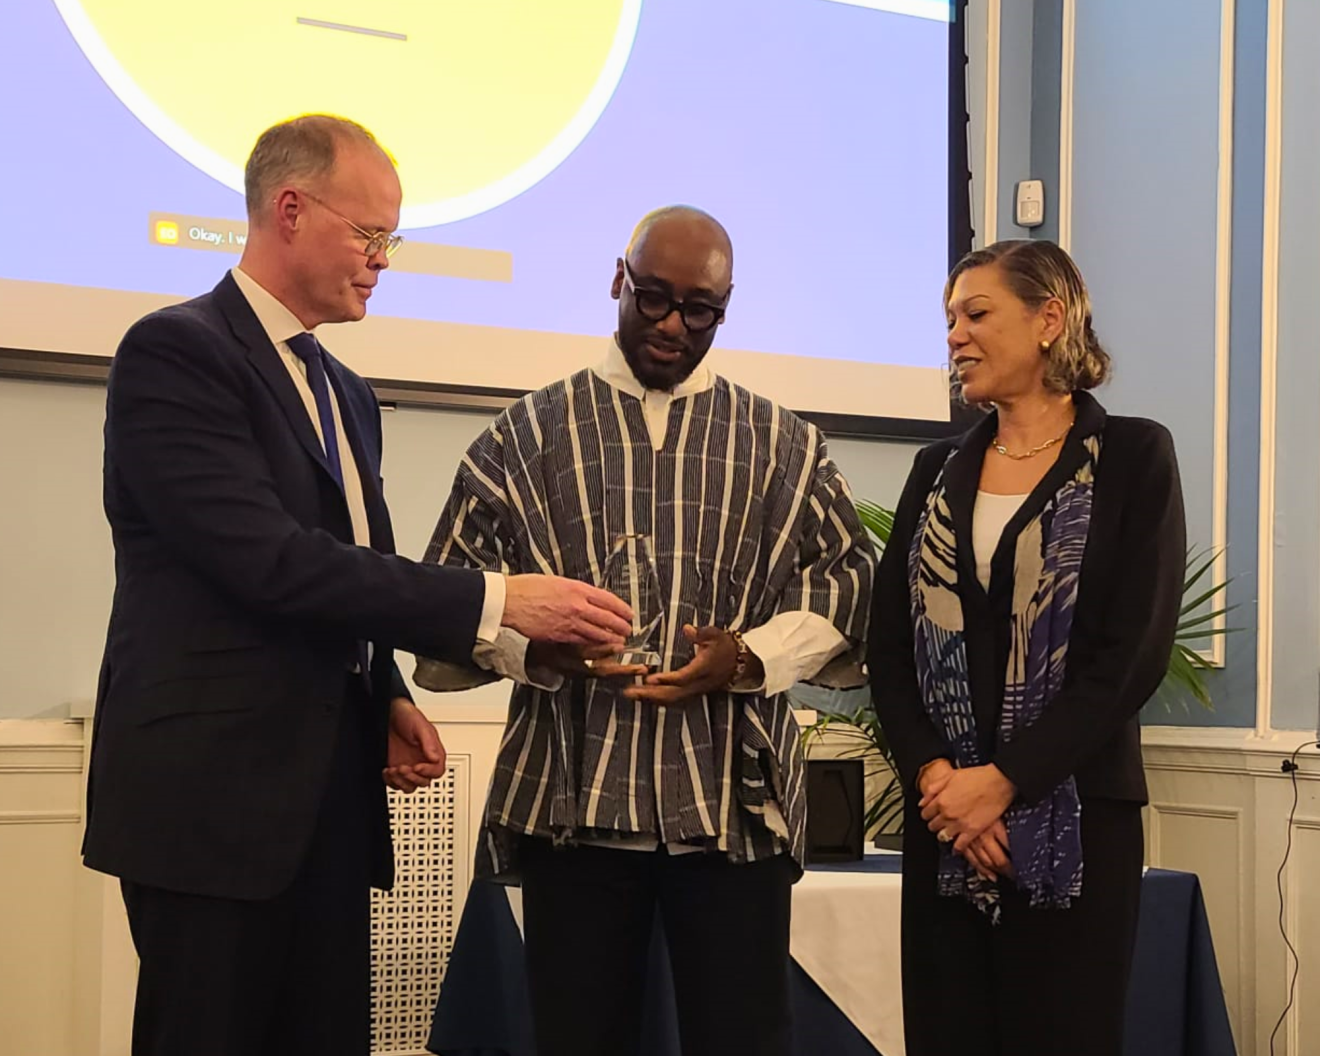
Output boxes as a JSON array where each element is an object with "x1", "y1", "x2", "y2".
[
  {"x1": 231, "y1": 267, "x2": 312, "y2": 348},
  {"x1": 593, "y1": 337, "x2": 713, "y2": 400}
]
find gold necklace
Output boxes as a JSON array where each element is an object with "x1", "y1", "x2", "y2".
[{"x1": 991, "y1": 423, "x2": 1072, "y2": 460}]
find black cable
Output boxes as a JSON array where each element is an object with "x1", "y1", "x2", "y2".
[{"x1": 1269, "y1": 740, "x2": 1319, "y2": 1055}]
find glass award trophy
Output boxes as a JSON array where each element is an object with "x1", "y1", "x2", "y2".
[{"x1": 600, "y1": 533, "x2": 664, "y2": 668}]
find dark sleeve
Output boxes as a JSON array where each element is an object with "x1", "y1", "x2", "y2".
[
  {"x1": 868, "y1": 446, "x2": 953, "y2": 791},
  {"x1": 994, "y1": 424, "x2": 1186, "y2": 804},
  {"x1": 105, "y1": 313, "x2": 485, "y2": 664},
  {"x1": 389, "y1": 662, "x2": 413, "y2": 703}
]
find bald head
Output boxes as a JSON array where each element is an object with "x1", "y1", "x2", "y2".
[
  {"x1": 625, "y1": 205, "x2": 733, "y2": 278},
  {"x1": 612, "y1": 205, "x2": 734, "y2": 391}
]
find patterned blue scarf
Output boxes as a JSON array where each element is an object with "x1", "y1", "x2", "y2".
[{"x1": 907, "y1": 435, "x2": 1101, "y2": 919}]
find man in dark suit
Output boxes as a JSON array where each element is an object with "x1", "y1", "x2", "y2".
[{"x1": 82, "y1": 115, "x2": 633, "y2": 1056}]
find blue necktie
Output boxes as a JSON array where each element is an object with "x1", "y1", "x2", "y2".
[
  {"x1": 287, "y1": 332, "x2": 372, "y2": 687},
  {"x1": 286, "y1": 332, "x2": 344, "y2": 490}
]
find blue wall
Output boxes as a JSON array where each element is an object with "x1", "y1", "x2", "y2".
[
  {"x1": 1003, "y1": 0, "x2": 1278, "y2": 728},
  {"x1": 7, "y1": 1, "x2": 1310, "y2": 731},
  {"x1": 1270, "y1": 0, "x2": 1320, "y2": 731}
]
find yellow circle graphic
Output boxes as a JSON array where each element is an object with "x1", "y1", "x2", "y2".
[{"x1": 55, "y1": 0, "x2": 642, "y2": 226}]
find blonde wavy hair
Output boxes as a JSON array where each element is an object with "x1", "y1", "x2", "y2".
[{"x1": 944, "y1": 239, "x2": 1111, "y2": 395}]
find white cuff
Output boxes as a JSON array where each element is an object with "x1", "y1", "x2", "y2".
[
  {"x1": 473, "y1": 629, "x2": 564, "y2": 692},
  {"x1": 732, "y1": 613, "x2": 851, "y2": 697},
  {"x1": 477, "y1": 572, "x2": 506, "y2": 644},
  {"x1": 733, "y1": 625, "x2": 784, "y2": 696}
]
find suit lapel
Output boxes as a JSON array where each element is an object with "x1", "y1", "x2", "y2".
[
  {"x1": 942, "y1": 413, "x2": 995, "y2": 597},
  {"x1": 214, "y1": 273, "x2": 396, "y2": 554},
  {"x1": 323, "y1": 353, "x2": 395, "y2": 555},
  {"x1": 212, "y1": 274, "x2": 339, "y2": 487}
]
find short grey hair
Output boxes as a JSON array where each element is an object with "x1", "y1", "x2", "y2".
[{"x1": 243, "y1": 114, "x2": 387, "y2": 220}]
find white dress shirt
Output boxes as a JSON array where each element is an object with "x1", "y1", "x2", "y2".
[{"x1": 230, "y1": 268, "x2": 504, "y2": 646}]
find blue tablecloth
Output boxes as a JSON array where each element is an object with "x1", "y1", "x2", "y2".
[
  {"x1": 428, "y1": 859, "x2": 1235, "y2": 1056},
  {"x1": 1124, "y1": 869, "x2": 1238, "y2": 1056}
]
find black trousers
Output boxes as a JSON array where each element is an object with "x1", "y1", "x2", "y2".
[
  {"x1": 519, "y1": 838, "x2": 797, "y2": 1056},
  {"x1": 121, "y1": 686, "x2": 379, "y2": 1056},
  {"x1": 900, "y1": 797, "x2": 1145, "y2": 1056}
]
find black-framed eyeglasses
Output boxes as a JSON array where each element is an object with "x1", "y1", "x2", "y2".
[
  {"x1": 300, "y1": 190, "x2": 404, "y2": 258},
  {"x1": 622, "y1": 260, "x2": 727, "y2": 333}
]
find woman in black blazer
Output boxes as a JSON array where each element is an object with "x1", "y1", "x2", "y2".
[{"x1": 870, "y1": 239, "x2": 1185, "y2": 1056}]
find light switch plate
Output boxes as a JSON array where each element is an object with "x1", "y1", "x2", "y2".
[{"x1": 1015, "y1": 179, "x2": 1046, "y2": 228}]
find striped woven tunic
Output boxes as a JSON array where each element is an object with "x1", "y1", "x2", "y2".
[{"x1": 421, "y1": 355, "x2": 874, "y2": 880}]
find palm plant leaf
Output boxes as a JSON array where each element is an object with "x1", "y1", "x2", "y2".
[
  {"x1": 854, "y1": 501, "x2": 894, "y2": 550},
  {"x1": 1181, "y1": 549, "x2": 1218, "y2": 597}
]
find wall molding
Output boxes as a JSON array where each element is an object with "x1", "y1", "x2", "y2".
[
  {"x1": 1143, "y1": 725, "x2": 1320, "y2": 780},
  {"x1": 1149, "y1": 802, "x2": 1244, "y2": 820},
  {"x1": 0, "y1": 720, "x2": 85, "y2": 773},
  {"x1": 1058, "y1": 0, "x2": 1234, "y2": 667},
  {"x1": 1146, "y1": 800, "x2": 1244, "y2": 870},
  {"x1": 981, "y1": 0, "x2": 1001, "y2": 246},
  {"x1": 1141, "y1": 734, "x2": 1320, "y2": 1053},
  {"x1": 0, "y1": 718, "x2": 1310, "y2": 1056},
  {"x1": 0, "y1": 757, "x2": 82, "y2": 774},
  {"x1": 1256, "y1": 0, "x2": 1285, "y2": 736},
  {"x1": 1207, "y1": 0, "x2": 1237, "y2": 667},
  {"x1": 0, "y1": 719, "x2": 84, "y2": 744},
  {"x1": 1143, "y1": 725, "x2": 1319, "y2": 752},
  {"x1": 1282, "y1": 813, "x2": 1320, "y2": 1052},
  {"x1": 0, "y1": 810, "x2": 81, "y2": 825},
  {"x1": 1056, "y1": 0, "x2": 1075, "y2": 251}
]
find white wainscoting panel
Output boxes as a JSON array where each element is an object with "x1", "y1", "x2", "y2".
[
  {"x1": 1143, "y1": 726, "x2": 1320, "y2": 1056},
  {"x1": 3, "y1": 717, "x2": 1317, "y2": 1056}
]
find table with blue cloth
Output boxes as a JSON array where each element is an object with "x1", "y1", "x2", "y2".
[{"x1": 427, "y1": 854, "x2": 1236, "y2": 1056}]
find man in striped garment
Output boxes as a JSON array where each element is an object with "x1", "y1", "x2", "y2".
[{"x1": 413, "y1": 207, "x2": 874, "y2": 1056}]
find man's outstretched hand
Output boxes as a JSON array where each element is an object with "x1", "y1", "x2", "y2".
[
  {"x1": 502, "y1": 575, "x2": 634, "y2": 648},
  {"x1": 527, "y1": 640, "x2": 653, "y2": 681},
  {"x1": 623, "y1": 625, "x2": 756, "y2": 705}
]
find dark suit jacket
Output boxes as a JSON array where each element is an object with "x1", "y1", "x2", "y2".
[
  {"x1": 870, "y1": 390, "x2": 1186, "y2": 807},
  {"x1": 82, "y1": 273, "x2": 486, "y2": 899}
]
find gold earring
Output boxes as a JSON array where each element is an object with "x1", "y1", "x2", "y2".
[{"x1": 1040, "y1": 340, "x2": 1051, "y2": 351}]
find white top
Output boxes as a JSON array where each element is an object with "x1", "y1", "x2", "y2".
[
  {"x1": 972, "y1": 491, "x2": 1029, "y2": 590},
  {"x1": 230, "y1": 268, "x2": 504, "y2": 648}
]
